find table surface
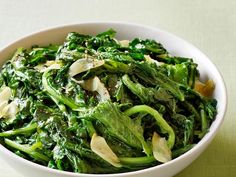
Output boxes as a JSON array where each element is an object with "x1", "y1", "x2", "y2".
[{"x1": 0, "y1": 0, "x2": 235, "y2": 177}]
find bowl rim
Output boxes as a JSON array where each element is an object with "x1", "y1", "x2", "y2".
[{"x1": 0, "y1": 21, "x2": 227, "y2": 177}]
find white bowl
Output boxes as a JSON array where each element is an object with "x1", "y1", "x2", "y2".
[{"x1": 0, "y1": 22, "x2": 227, "y2": 177}]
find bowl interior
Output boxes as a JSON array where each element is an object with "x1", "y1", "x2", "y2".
[{"x1": 0, "y1": 22, "x2": 227, "y2": 177}]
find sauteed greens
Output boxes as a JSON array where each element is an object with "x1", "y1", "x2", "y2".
[{"x1": 0, "y1": 29, "x2": 217, "y2": 173}]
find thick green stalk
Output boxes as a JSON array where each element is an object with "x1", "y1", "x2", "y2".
[
  {"x1": 181, "y1": 101, "x2": 201, "y2": 122},
  {"x1": 119, "y1": 156, "x2": 156, "y2": 166},
  {"x1": 122, "y1": 74, "x2": 153, "y2": 103},
  {"x1": 0, "y1": 123, "x2": 37, "y2": 137},
  {"x1": 4, "y1": 139, "x2": 50, "y2": 163},
  {"x1": 81, "y1": 119, "x2": 96, "y2": 138},
  {"x1": 172, "y1": 144, "x2": 195, "y2": 158},
  {"x1": 124, "y1": 105, "x2": 175, "y2": 149},
  {"x1": 199, "y1": 105, "x2": 209, "y2": 138},
  {"x1": 42, "y1": 70, "x2": 80, "y2": 111}
]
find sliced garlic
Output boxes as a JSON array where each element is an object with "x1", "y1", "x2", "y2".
[
  {"x1": 0, "y1": 87, "x2": 13, "y2": 119},
  {"x1": 0, "y1": 86, "x2": 19, "y2": 119},
  {"x1": 144, "y1": 55, "x2": 163, "y2": 66},
  {"x1": 34, "y1": 64, "x2": 45, "y2": 72},
  {"x1": 0, "y1": 86, "x2": 11, "y2": 103},
  {"x1": 80, "y1": 76, "x2": 110, "y2": 101},
  {"x1": 34, "y1": 60, "x2": 62, "y2": 73},
  {"x1": 69, "y1": 58, "x2": 104, "y2": 77},
  {"x1": 1, "y1": 101, "x2": 19, "y2": 119},
  {"x1": 91, "y1": 133, "x2": 122, "y2": 168},
  {"x1": 119, "y1": 40, "x2": 130, "y2": 47},
  {"x1": 152, "y1": 132, "x2": 172, "y2": 163},
  {"x1": 194, "y1": 79, "x2": 215, "y2": 97},
  {"x1": 45, "y1": 60, "x2": 59, "y2": 67},
  {"x1": 41, "y1": 63, "x2": 61, "y2": 73},
  {"x1": 80, "y1": 76, "x2": 100, "y2": 92},
  {"x1": 35, "y1": 64, "x2": 61, "y2": 73},
  {"x1": 0, "y1": 101, "x2": 8, "y2": 117}
]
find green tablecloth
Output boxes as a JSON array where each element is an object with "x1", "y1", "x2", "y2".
[{"x1": 0, "y1": 0, "x2": 235, "y2": 176}]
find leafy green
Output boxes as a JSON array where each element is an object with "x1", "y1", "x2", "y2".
[
  {"x1": 0, "y1": 122, "x2": 37, "y2": 137},
  {"x1": 133, "y1": 62, "x2": 185, "y2": 101},
  {"x1": 42, "y1": 69, "x2": 84, "y2": 111},
  {"x1": 122, "y1": 74, "x2": 154, "y2": 104},
  {"x1": 5, "y1": 138, "x2": 50, "y2": 164},
  {"x1": 0, "y1": 29, "x2": 217, "y2": 174},
  {"x1": 124, "y1": 105, "x2": 175, "y2": 149},
  {"x1": 89, "y1": 101, "x2": 151, "y2": 156}
]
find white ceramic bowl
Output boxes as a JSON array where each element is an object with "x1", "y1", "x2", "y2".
[{"x1": 0, "y1": 22, "x2": 227, "y2": 177}]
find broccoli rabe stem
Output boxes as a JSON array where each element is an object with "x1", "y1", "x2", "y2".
[
  {"x1": 134, "y1": 62, "x2": 185, "y2": 101},
  {"x1": 198, "y1": 105, "x2": 209, "y2": 138},
  {"x1": 172, "y1": 144, "x2": 195, "y2": 158},
  {"x1": 103, "y1": 60, "x2": 130, "y2": 73},
  {"x1": 188, "y1": 64, "x2": 197, "y2": 88},
  {"x1": 81, "y1": 119, "x2": 96, "y2": 138},
  {"x1": 4, "y1": 139, "x2": 50, "y2": 163},
  {"x1": 119, "y1": 156, "x2": 156, "y2": 166},
  {"x1": 0, "y1": 123, "x2": 37, "y2": 137},
  {"x1": 122, "y1": 74, "x2": 153, "y2": 103},
  {"x1": 63, "y1": 142, "x2": 108, "y2": 164},
  {"x1": 49, "y1": 95, "x2": 69, "y2": 116},
  {"x1": 181, "y1": 101, "x2": 201, "y2": 121},
  {"x1": 90, "y1": 101, "x2": 152, "y2": 156},
  {"x1": 42, "y1": 70, "x2": 80, "y2": 111},
  {"x1": 124, "y1": 105, "x2": 175, "y2": 149}
]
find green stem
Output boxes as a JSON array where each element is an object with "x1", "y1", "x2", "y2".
[
  {"x1": 42, "y1": 70, "x2": 80, "y2": 111},
  {"x1": 119, "y1": 156, "x2": 156, "y2": 166},
  {"x1": 188, "y1": 64, "x2": 197, "y2": 88},
  {"x1": 155, "y1": 72, "x2": 185, "y2": 101},
  {"x1": 4, "y1": 139, "x2": 50, "y2": 163},
  {"x1": 64, "y1": 142, "x2": 106, "y2": 165},
  {"x1": 172, "y1": 144, "x2": 195, "y2": 158},
  {"x1": 81, "y1": 119, "x2": 96, "y2": 138},
  {"x1": 181, "y1": 101, "x2": 201, "y2": 122},
  {"x1": 122, "y1": 74, "x2": 152, "y2": 103},
  {"x1": 0, "y1": 123, "x2": 37, "y2": 137},
  {"x1": 199, "y1": 106, "x2": 208, "y2": 138},
  {"x1": 124, "y1": 105, "x2": 175, "y2": 149}
]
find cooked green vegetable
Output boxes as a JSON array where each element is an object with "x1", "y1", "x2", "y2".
[{"x1": 0, "y1": 29, "x2": 217, "y2": 174}]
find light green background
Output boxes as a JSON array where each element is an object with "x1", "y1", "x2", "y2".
[{"x1": 0, "y1": 0, "x2": 235, "y2": 177}]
